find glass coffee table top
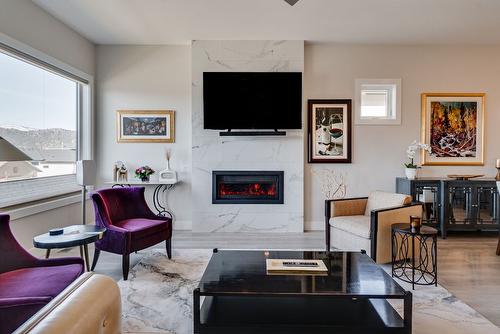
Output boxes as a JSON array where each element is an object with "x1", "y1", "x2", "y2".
[{"x1": 198, "y1": 250, "x2": 406, "y2": 297}]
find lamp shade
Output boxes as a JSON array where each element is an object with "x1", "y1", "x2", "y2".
[
  {"x1": 76, "y1": 160, "x2": 96, "y2": 186},
  {"x1": 0, "y1": 136, "x2": 32, "y2": 161}
]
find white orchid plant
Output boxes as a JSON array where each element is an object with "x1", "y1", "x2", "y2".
[{"x1": 405, "y1": 140, "x2": 432, "y2": 169}]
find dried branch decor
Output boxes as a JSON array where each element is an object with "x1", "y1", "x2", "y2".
[{"x1": 313, "y1": 169, "x2": 347, "y2": 200}]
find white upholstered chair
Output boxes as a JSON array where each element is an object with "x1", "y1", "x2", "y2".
[{"x1": 325, "y1": 191, "x2": 423, "y2": 263}]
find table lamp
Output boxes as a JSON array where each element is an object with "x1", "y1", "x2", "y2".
[
  {"x1": 0, "y1": 136, "x2": 32, "y2": 161},
  {"x1": 76, "y1": 160, "x2": 96, "y2": 225}
]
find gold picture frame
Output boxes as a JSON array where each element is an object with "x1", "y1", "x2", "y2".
[
  {"x1": 116, "y1": 110, "x2": 175, "y2": 143},
  {"x1": 421, "y1": 93, "x2": 485, "y2": 166}
]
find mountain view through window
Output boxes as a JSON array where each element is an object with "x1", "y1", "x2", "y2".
[{"x1": 0, "y1": 51, "x2": 77, "y2": 182}]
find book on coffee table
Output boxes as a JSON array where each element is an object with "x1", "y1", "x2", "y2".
[{"x1": 266, "y1": 259, "x2": 328, "y2": 275}]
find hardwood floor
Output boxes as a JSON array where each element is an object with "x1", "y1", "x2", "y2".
[
  {"x1": 436, "y1": 232, "x2": 500, "y2": 326},
  {"x1": 38, "y1": 231, "x2": 500, "y2": 327}
]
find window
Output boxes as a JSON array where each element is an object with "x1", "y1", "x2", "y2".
[
  {"x1": 355, "y1": 79, "x2": 401, "y2": 125},
  {"x1": 0, "y1": 41, "x2": 92, "y2": 208}
]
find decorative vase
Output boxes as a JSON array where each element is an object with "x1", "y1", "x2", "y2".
[
  {"x1": 141, "y1": 176, "x2": 150, "y2": 182},
  {"x1": 405, "y1": 168, "x2": 417, "y2": 180}
]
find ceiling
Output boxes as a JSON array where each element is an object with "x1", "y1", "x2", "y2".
[{"x1": 32, "y1": 0, "x2": 500, "y2": 45}]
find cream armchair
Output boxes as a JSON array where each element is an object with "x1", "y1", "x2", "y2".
[
  {"x1": 325, "y1": 191, "x2": 423, "y2": 263},
  {"x1": 14, "y1": 272, "x2": 121, "y2": 334}
]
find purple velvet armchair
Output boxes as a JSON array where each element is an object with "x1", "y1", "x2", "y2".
[
  {"x1": 0, "y1": 214, "x2": 84, "y2": 334},
  {"x1": 91, "y1": 187, "x2": 172, "y2": 280}
]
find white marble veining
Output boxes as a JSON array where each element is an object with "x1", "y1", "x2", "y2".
[
  {"x1": 119, "y1": 249, "x2": 500, "y2": 334},
  {"x1": 118, "y1": 249, "x2": 212, "y2": 334},
  {"x1": 191, "y1": 40, "x2": 305, "y2": 232}
]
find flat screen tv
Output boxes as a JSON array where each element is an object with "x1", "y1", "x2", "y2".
[{"x1": 203, "y1": 72, "x2": 302, "y2": 130}]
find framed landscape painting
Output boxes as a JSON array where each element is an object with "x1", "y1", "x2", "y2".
[
  {"x1": 421, "y1": 93, "x2": 485, "y2": 166},
  {"x1": 308, "y1": 99, "x2": 352, "y2": 163},
  {"x1": 116, "y1": 110, "x2": 175, "y2": 143}
]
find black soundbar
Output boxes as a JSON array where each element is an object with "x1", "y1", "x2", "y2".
[{"x1": 219, "y1": 130, "x2": 286, "y2": 136}]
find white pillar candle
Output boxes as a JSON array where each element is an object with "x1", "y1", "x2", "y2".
[{"x1": 497, "y1": 159, "x2": 500, "y2": 168}]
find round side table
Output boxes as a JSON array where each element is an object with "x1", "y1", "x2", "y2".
[
  {"x1": 391, "y1": 223, "x2": 438, "y2": 290},
  {"x1": 33, "y1": 225, "x2": 106, "y2": 272}
]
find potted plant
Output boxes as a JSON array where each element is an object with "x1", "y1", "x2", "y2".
[
  {"x1": 404, "y1": 141, "x2": 431, "y2": 180},
  {"x1": 135, "y1": 165, "x2": 155, "y2": 182}
]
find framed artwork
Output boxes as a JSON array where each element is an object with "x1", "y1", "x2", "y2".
[
  {"x1": 116, "y1": 110, "x2": 175, "y2": 143},
  {"x1": 308, "y1": 99, "x2": 352, "y2": 163},
  {"x1": 421, "y1": 93, "x2": 485, "y2": 166}
]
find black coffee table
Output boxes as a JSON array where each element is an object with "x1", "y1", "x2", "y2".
[
  {"x1": 194, "y1": 250, "x2": 412, "y2": 334},
  {"x1": 33, "y1": 225, "x2": 106, "y2": 272}
]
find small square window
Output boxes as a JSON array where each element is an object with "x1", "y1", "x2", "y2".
[
  {"x1": 361, "y1": 89, "x2": 390, "y2": 117},
  {"x1": 355, "y1": 79, "x2": 401, "y2": 125}
]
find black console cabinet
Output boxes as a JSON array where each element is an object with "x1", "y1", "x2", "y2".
[{"x1": 396, "y1": 177, "x2": 499, "y2": 238}]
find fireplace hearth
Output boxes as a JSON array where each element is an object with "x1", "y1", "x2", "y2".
[{"x1": 212, "y1": 171, "x2": 284, "y2": 204}]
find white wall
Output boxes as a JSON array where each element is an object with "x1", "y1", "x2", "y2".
[
  {"x1": 0, "y1": 0, "x2": 95, "y2": 75},
  {"x1": 95, "y1": 45, "x2": 192, "y2": 229},
  {"x1": 0, "y1": 0, "x2": 96, "y2": 249},
  {"x1": 304, "y1": 43, "x2": 500, "y2": 230}
]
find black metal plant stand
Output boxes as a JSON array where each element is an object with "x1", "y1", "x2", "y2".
[{"x1": 391, "y1": 223, "x2": 438, "y2": 290}]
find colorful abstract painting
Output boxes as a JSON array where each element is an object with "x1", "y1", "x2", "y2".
[
  {"x1": 422, "y1": 94, "x2": 484, "y2": 166},
  {"x1": 430, "y1": 101, "x2": 477, "y2": 157}
]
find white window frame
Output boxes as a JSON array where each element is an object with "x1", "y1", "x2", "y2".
[
  {"x1": 355, "y1": 79, "x2": 401, "y2": 125},
  {"x1": 0, "y1": 32, "x2": 94, "y2": 209}
]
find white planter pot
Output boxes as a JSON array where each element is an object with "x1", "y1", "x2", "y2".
[{"x1": 405, "y1": 168, "x2": 417, "y2": 180}]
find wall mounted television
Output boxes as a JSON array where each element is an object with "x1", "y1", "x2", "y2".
[{"x1": 203, "y1": 72, "x2": 302, "y2": 130}]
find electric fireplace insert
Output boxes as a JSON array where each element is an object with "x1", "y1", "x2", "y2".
[{"x1": 212, "y1": 171, "x2": 284, "y2": 204}]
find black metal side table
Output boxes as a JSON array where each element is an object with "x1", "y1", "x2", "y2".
[
  {"x1": 33, "y1": 225, "x2": 106, "y2": 272},
  {"x1": 391, "y1": 223, "x2": 438, "y2": 290}
]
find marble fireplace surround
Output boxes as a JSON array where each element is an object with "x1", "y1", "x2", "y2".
[{"x1": 191, "y1": 40, "x2": 305, "y2": 232}]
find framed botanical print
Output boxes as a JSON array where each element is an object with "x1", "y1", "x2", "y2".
[
  {"x1": 116, "y1": 110, "x2": 175, "y2": 143},
  {"x1": 421, "y1": 93, "x2": 485, "y2": 166},
  {"x1": 308, "y1": 99, "x2": 352, "y2": 163}
]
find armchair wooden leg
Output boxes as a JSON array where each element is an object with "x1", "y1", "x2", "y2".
[
  {"x1": 496, "y1": 237, "x2": 500, "y2": 256},
  {"x1": 122, "y1": 253, "x2": 130, "y2": 281},
  {"x1": 91, "y1": 248, "x2": 100, "y2": 271},
  {"x1": 166, "y1": 239, "x2": 172, "y2": 259}
]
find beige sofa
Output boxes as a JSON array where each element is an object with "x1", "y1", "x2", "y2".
[
  {"x1": 14, "y1": 272, "x2": 121, "y2": 334},
  {"x1": 326, "y1": 191, "x2": 423, "y2": 263}
]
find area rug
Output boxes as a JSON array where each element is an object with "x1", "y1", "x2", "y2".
[{"x1": 118, "y1": 249, "x2": 500, "y2": 334}]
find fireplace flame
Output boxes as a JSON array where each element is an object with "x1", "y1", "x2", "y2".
[{"x1": 219, "y1": 183, "x2": 277, "y2": 197}]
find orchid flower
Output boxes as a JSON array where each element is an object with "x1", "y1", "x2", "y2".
[{"x1": 405, "y1": 140, "x2": 432, "y2": 168}]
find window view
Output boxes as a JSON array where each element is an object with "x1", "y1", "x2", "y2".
[
  {"x1": 355, "y1": 79, "x2": 401, "y2": 125},
  {"x1": 0, "y1": 51, "x2": 77, "y2": 182},
  {"x1": 361, "y1": 88, "x2": 391, "y2": 118}
]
